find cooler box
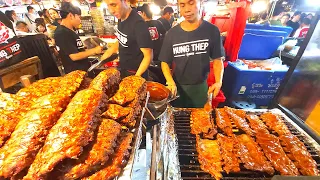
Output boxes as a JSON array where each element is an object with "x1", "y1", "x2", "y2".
[
  {"x1": 222, "y1": 62, "x2": 287, "y2": 106},
  {"x1": 245, "y1": 24, "x2": 293, "y2": 37},
  {"x1": 238, "y1": 30, "x2": 285, "y2": 60}
]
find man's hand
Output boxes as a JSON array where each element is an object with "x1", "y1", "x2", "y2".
[
  {"x1": 208, "y1": 82, "x2": 222, "y2": 98},
  {"x1": 167, "y1": 81, "x2": 177, "y2": 97},
  {"x1": 93, "y1": 46, "x2": 103, "y2": 55},
  {"x1": 100, "y1": 51, "x2": 111, "y2": 61}
]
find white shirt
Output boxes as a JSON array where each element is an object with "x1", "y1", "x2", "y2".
[{"x1": 24, "y1": 13, "x2": 37, "y2": 32}]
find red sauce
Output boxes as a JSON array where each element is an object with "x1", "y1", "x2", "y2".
[{"x1": 147, "y1": 86, "x2": 169, "y2": 102}]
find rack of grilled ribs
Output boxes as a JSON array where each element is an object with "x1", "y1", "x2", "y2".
[
  {"x1": 190, "y1": 109, "x2": 217, "y2": 139},
  {"x1": 61, "y1": 119, "x2": 122, "y2": 180},
  {"x1": 24, "y1": 89, "x2": 106, "y2": 180},
  {"x1": 109, "y1": 76, "x2": 146, "y2": 106},
  {"x1": 217, "y1": 134, "x2": 240, "y2": 173},
  {"x1": 82, "y1": 133, "x2": 133, "y2": 180},
  {"x1": 255, "y1": 133, "x2": 299, "y2": 176},
  {"x1": 0, "y1": 107, "x2": 63, "y2": 178},
  {"x1": 236, "y1": 134, "x2": 274, "y2": 174},
  {"x1": 215, "y1": 108, "x2": 233, "y2": 136},
  {"x1": 246, "y1": 114, "x2": 270, "y2": 135},
  {"x1": 260, "y1": 112, "x2": 291, "y2": 135},
  {"x1": 89, "y1": 68, "x2": 120, "y2": 97},
  {"x1": 0, "y1": 71, "x2": 85, "y2": 149},
  {"x1": 225, "y1": 107, "x2": 254, "y2": 136},
  {"x1": 196, "y1": 136, "x2": 222, "y2": 180},
  {"x1": 280, "y1": 133, "x2": 319, "y2": 176}
]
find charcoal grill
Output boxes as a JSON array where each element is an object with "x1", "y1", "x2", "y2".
[{"x1": 172, "y1": 109, "x2": 320, "y2": 180}]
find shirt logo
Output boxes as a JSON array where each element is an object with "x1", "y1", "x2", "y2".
[
  {"x1": 115, "y1": 27, "x2": 128, "y2": 48},
  {"x1": 173, "y1": 39, "x2": 209, "y2": 58},
  {"x1": 76, "y1": 39, "x2": 84, "y2": 49},
  {"x1": 148, "y1": 27, "x2": 159, "y2": 41}
]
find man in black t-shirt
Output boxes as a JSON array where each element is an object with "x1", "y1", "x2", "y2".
[
  {"x1": 158, "y1": 7, "x2": 174, "y2": 32},
  {"x1": 138, "y1": 4, "x2": 166, "y2": 84},
  {"x1": 54, "y1": 2, "x2": 102, "y2": 73},
  {"x1": 101, "y1": 0, "x2": 153, "y2": 79},
  {"x1": 159, "y1": 0, "x2": 225, "y2": 108}
]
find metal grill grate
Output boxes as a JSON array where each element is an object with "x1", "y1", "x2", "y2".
[{"x1": 173, "y1": 110, "x2": 320, "y2": 180}]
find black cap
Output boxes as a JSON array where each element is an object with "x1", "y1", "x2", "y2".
[{"x1": 59, "y1": 2, "x2": 81, "y2": 19}]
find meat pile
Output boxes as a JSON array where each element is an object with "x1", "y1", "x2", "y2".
[
  {"x1": 193, "y1": 107, "x2": 319, "y2": 180},
  {"x1": 0, "y1": 69, "x2": 147, "y2": 180}
]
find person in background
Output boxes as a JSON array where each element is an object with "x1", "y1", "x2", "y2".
[
  {"x1": 269, "y1": 7, "x2": 284, "y2": 26},
  {"x1": 255, "y1": 12, "x2": 268, "y2": 24},
  {"x1": 5, "y1": 10, "x2": 14, "y2": 23},
  {"x1": 307, "y1": 13, "x2": 313, "y2": 20},
  {"x1": 280, "y1": 13, "x2": 290, "y2": 26},
  {"x1": 43, "y1": 9, "x2": 53, "y2": 24},
  {"x1": 16, "y1": 21, "x2": 31, "y2": 35},
  {"x1": 158, "y1": 6, "x2": 174, "y2": 32},
  {"x1": 38, "y1": 11, "x2": 44, "y2": 19},
  {"x1": 294, "y1": 18, "x2": 311, "y2": 38},
  {"x1": 101, "y1": 0, "x2": 153, "y2": 79},
  {"x1": 139, "y1": 4, "x2": 167, "y2": 84},
  {"x1": 25, "y1": 6, "x2": 38, "y2": 32},
  {"x1": 49, "y1": 8, "x2": 61, "y2": 26},
  {"x1": 287, "y1": 11, "x2": 301, "y2": 36},
  {"x1": 54, "y1": 2, "x2": 102, "y2": 73},
  {"x1": 159, "y1": 0, "x2": 225, "y2": 108}
]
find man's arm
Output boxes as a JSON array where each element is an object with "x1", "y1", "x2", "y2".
[
  {"x1": 161, "y1": 62, "x2": 177, "y2": 96},
  {"x1": 100, "y1": 41, "x2": 119, "y2": 60},
  {"x1": 135, "y1": 48, "x2": 153, "y2": 76},
  {"x1": 69, "y1": 46, "x2": 102, "y2": 61},
  {"x1": 208, "y1": 57, "x2": 224, "y2": 97}
]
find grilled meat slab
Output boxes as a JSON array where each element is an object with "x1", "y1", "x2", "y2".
[
  {"x1": 246, "y1": 114, "x2": 270, "y2": 135},
  {"x1": 280, "y1": 134, "x2": 319, "y2": 176},
  {"x1": 225, "y1": 108, "x2": 254, "y2": 136},
  {"x1": 190, "y1": 109, "x2": 217, "y2": 138},
  {"x1": 256, "y1": 133, "x2": 299, "y2": 176},
  {"x1": 24, "y1": 89, "x2": 106, "y2": 180},
  {"x1": 82, "y1": 133, "x2": 133, "y2": 180},
  {"x1": 260, "y1": 113, "x2": 291, "y2": 135},
  {"x1": 236, "y1": 134, "x2": 274, "y2": 174},
  {"x1": 61, "y1": 119, "x2": 122, "y2": 180},
  {"x1": 215, "y1": 108, "x2": 233, "y2": 136},
  {"x1": 217, "y1": 134, "x2": 240, "y2": 173},
  {"x1": 196, "y1": 137, "x2": 223, "y2": 180}
]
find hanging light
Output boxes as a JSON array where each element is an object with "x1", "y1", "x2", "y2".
[{"x1": 251, "y1": 1, "x2": 268, "y2": 14}]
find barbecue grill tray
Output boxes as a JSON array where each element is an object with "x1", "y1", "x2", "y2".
[{"x1": 173, "y1": 108, "x2": 320, "y2": 180}]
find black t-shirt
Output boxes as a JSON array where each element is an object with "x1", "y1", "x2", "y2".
[
  {"x1": 158, "y1": 17, "x2": 171, "y2": 32},
  {"x1": 146, "y1": 20, "x2": 166, "y2": 62},
  {"x1": 287, "y1": 20, "x2": 300, "y2": 36},
  {"x1": 116, "y1": 10, "x2": 153, "y2": 71},
  {"x1": 159, "y1": 21, "x2": 225, "y2": 85},
  {"x1": 54, "y1": 25, "x2": 89, "y2": 73}
]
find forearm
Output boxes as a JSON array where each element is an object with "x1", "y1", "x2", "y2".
[
  {"x1": 212, "y1": 58, "x2": 224, "y2": 84},
  {"x1": 161, "y1": 62, "x2": 175, "y2": 84},
  {"x1": 69, "y1": 49, "x2": 96, "y2": 61},
  {"x1": 136, "y1": 50, "x2": 152, "y2": 76},
  {"x1": 101, "y1": 41, "x2": 119, "y2": 60}
]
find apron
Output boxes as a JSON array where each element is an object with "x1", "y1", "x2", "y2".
[{"x1": 171, "y1": 81, "x2": 208, "y2": 108}]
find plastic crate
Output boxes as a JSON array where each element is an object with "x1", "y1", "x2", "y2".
[{"x1": 222, "y1": 62, "x2": 287, "y2": 106}]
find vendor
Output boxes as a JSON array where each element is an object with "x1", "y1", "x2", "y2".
[
  {"x1": 138, "y1": 4, "x2": 166, "y2": 84},
  {"x1": 54, "y1": 2, "x2": 102, "y2": 73},
  {"x1": 101, "y1": 0, "x2": 153, "y2": 79},
  {"x1": 159, "y1": 0, "x2": 225, "y2": 108}
]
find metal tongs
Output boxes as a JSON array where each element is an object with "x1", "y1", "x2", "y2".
[
  {"x1": 87, "y1": 53, "x2": 119, "y2": 72},
  {"x1": 204, "y1": 93, "x2": 213, "y2": 112}
]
